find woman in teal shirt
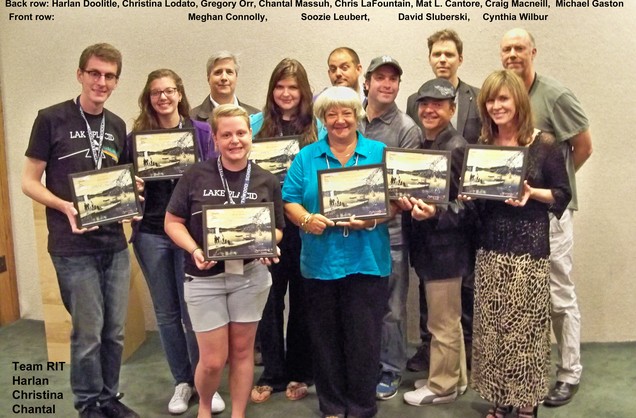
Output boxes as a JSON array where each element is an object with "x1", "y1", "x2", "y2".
[{"x1": 282, "y1": 86, "x2": 392, "y2": 418}]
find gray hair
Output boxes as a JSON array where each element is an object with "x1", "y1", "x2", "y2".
[
  {"x1": 206, "y1": 51, "x2": 240, "y2": 77},
  {"x1": 314, "y1": 86, "x2": 365, "y2": 123}
]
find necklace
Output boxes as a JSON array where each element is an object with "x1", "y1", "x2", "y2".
[
  {"x1": 332, "y1": 149, "x2": 353, "y2": 157},
  {"x1": 329, "y1": 141, "x2": 356, "y2": 158}
]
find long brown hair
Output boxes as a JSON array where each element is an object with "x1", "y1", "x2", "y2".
[
  {"x1": 256, "y1": 58, "x2": 317, "y2": 147},
  {"x1": 477, "y1": 70, "x2": 534, "y2": 146},
  {"x1": 132, "y1": 69, "x2": 191, "y2": 132}
]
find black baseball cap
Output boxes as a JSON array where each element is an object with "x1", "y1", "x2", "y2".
[
  {"x1": 415, "y1": 78, "x2": 456, "y2": 101},
  {"x1": 365, "y1": 55, "x2": 403, "y2": 77}
]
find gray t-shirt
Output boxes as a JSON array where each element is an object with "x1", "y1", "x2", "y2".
[
  {"x1": 359, "y1": 102, "x2": 422, "y2": 246},
  {"x1": 529, "y1": 74, "x2": 589, "y2": 210}
]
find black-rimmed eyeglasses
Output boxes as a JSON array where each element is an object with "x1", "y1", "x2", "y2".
[
  {"x1": 82, "y1": 69, "x2": 119, "y2": 82},
  {"x1": 150, "y1": 87, "x2": 179, "y2": 98}
]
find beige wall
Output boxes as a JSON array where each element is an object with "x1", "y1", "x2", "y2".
[{"x1": 1, "y1": 4, "x2": 635, "y2": 341}]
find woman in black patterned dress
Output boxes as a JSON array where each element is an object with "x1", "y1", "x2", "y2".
[{"x1": 469, "y1": 70, "x2": 571, "y2": 418}]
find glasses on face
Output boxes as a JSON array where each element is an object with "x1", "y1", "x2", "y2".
[
  {"x1": 149, "y1": 87, "x2": 178, "y2": 98},
  {"x1": 82, "y1": 69, "x2": 118, "y2": 83}
]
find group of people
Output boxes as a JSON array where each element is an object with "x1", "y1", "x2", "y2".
[{"x1": 21, "y1": 26, "x2": 591, "y2": 418}]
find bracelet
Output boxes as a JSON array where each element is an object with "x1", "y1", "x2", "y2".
[
  {"x1": 190, "y1": 246, "x2": 202, "y2": 255},
  {"x1": 300, "y1": 213, "x2": 313, "y2": 233},
  {"x1": 365, "y1": 219, "x2": 377, "y2": 231}
]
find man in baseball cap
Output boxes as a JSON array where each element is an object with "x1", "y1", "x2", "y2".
[
  {"x1": 360, "y1": 55, "x2": 422, "y2": 401},
  {"x1": 402, "y1": 77, "x2": 471, "y2": 407},
  {"x1": 405, "y1": 30, "x2": 481, "y2": 377}
]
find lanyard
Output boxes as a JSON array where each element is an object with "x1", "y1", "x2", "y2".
[
  {"x1": 76, "y1": 97, "x2": 105, "y2": 169},
  {"x1": 217, "y1": 156, "x2": 251, "y2": 204}
]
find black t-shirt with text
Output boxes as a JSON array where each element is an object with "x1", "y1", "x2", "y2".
[
  {"x1": 25, "y1": 99, "x2": 128, "y2": 256},
  {"x1": 167, "y1": 159, "x2": 285, "y2": 277}
]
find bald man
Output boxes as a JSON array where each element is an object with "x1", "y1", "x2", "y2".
[
  {"x1": 500, "y1": 28, "x2": 593, "y2": 407},
  {"x1": 326, "y1": 47, "x2": 364, "y2": 100}
]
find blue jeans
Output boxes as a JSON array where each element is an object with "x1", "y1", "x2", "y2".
[
  {"x1": 379, "y1": 245, "x2": 409, "y2": 374},
  {"x1": 51, "y1": 248, "x2": 130, "y2": 410},
  {"x1": 133, "y1": 232, "x2": 197, "y2": 385}
]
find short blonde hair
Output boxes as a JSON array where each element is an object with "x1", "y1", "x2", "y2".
[
  {"x1": 210, "y1": 104, "x2": 250, "y2": 135},
  {"x1": 314, "y1": 86, "x2": 365, "y2": 123}
]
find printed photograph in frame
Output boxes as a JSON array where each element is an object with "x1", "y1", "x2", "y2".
[
  {"x1": 459, "y1": 144, "x2": 529, "y2": 201},
  {"x1": 250, "y1": 135, "x2": 300, "y2": 183},
  {"x1": 202, "y1": 203, "x2": 277, "y2": 261},
  {"x1": 384, "y1": 147, "x2": 452, "y2": 203},
  {"x1": 68, "y1": 164, "x2": 142, "y2": 228},
  {"x1": 318, "y1": 164, "x2": 390, "y2": 222},
  {"x1": 132, "y1": 128, "x2": 198, "y2": 180}
]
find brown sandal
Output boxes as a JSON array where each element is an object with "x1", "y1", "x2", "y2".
[
  {"x1": 251, "y1": 385, "x2": 273, "y2": 403},
  {"x1": 486, "y1": 405, "x2": 513, "y2": 418},
  {"x1": 516, "y1": 405, "x2": 538, "y2": 417},
  {"x1": 286, "y1": 381, "x2": 308, "y2": 401}
]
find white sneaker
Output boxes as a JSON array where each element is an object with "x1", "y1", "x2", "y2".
[
  {"x1": 403, "y1": 384, "x2": 457, "y2": 406},
  {"x1": 211, "y1": 392, "x2": 225, "y2": 414},
  {"x1": 168, "y1": 383, "x2": 194, "y2": 414},
  {"x1": 413, "y1": 379, "x2": 467, "y2": 395}
]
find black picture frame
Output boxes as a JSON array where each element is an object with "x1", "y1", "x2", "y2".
[
  {"x1": 459, "y1": 144, "x2": 529, "y2": 201},
  {"x1": 317, "y1": 164, "x2": 390, "y2": 222},
  {"x1": 201, "y1": 202, "x2": 277, "y2": 261},
  {"x1": 68, "y1": 164, "x2": 142, "y2": 228},
  {"x1": 250, "y1": 135, "x2": 300, "y2": 184},
  {"x1": 384, "y1": 147, "x2": 452, "y2": 203},
  {"x1": 132, "y1": 128, "x2": 199, "y2": 181}
]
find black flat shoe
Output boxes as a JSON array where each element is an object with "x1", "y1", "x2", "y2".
[{"x1": 544, "y1": 381, "x2": 579, "y2": 407}]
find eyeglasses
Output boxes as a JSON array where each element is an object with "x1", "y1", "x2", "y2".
[
  {"x1": 150, "y1": 87, "x2": 179, "y2": 98},
  {"x1": 82, "y1": 69, "x2": 119, "y2": 82}
]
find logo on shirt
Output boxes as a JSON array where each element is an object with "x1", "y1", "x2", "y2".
[
  {"x1": 203, "y1": 189, "x2": 257, "y2": 200},
  {"x1": 69, "y1": 131, "x2": 116, "y2": 142},
  {"x1": 70, "y1": 130, "x2": 87, "y2": 139}
]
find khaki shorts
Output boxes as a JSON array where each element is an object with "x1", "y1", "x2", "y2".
[{"x1": 184, "y1": 261, "x2": 272, "y2": 332}]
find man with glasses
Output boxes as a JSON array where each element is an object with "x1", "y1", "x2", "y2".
[
  {"x1": 22, "y1": 43, "x2": 139, "y2": 418},
  {"x1": 190, "y1": 51, "x2": 259, "y2": 123}
]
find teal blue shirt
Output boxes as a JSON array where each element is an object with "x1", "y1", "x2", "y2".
[
  {"x1": 249, "y1": 112, "x2": 266, "y2": 135},
  {"x1": 249, "y1": 112, "x2": 324, "y2": 138},
  {"x1": 282, "y1": 132, "x2": 391, "y2": 280}
]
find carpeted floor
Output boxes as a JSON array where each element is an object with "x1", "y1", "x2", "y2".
[{"x1": 1, "y1": 319, "x2": 634, "y2": 417}]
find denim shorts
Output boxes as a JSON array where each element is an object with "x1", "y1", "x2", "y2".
[{"x1": 184, "y1": 260, "x2": 272, "y2": 332}]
